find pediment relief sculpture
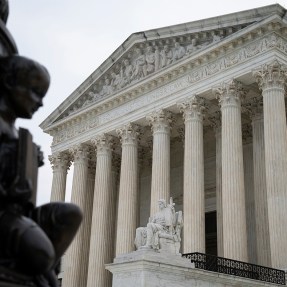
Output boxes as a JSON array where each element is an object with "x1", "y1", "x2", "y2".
[
  {"x1": 135, "y1": 198, "x2": 183, "y2": 255},
  {"x1": 60, "y1": 25, "x2": 251, "y2": 120},
  {"x1": 47, "y1": 31, "x2": 287, "y2": 147}
]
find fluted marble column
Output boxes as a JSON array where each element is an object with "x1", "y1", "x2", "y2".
[
  {"x1": 62, "y1": 144, "x2": 90, "y2": 287},
  {"x1": 210, "y1": 112, "x2": 223, "y2": 257},
  {"x1": 214, "y1": 80, "x2": 248, "y2": 262},
  {"x1": 147, "y1": 110, "x2": 173, "y2": 216},
  {"x1": 112, "y1": 153, "x2": 121, "y2": 256},
  {"x1": 248, "y1": 98, "x2": 271, "y2": 266},
  {"x1": 87, "y1": 135, "x2": 115, "y2": 287},
  {"x1": 242, "y1": 124, "x2": 257, "y2": 264},
  {"x1": 178, "y1": 96, "x2": 205, "y2": 253},
  {"x1": 49, "y1": 151, "x2": 71, "y2": 202},
  {"x1": 115, "y1": 123, "x2": 139, "y2": 256},
  {"x1": 253, "y1": 60, "x2": 287, "y2": 269},
  {"x1": 137, "y1": 146, "x2": 144, "y2": 227}
]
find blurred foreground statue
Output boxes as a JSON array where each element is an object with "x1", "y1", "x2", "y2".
[
  {"x1": 0, "y1": 3, "x2": 82, "y2": 287},
  {"x1": 135, "y1": 198, "x2": 183, "y2": 255}
]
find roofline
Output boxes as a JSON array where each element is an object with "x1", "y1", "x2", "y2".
[{"x1": 40, "y1": 4, "x2": 286, "y2": 130}]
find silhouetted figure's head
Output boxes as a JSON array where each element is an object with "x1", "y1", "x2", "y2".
[
  {"x1": 0, "y1": 0, "x2": 9, "y2": 24},
  {"x1": 0, "y1": 55, "x2": 50, "y2": 119}
]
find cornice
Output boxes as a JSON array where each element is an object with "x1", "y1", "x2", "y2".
[
  {"x1": 49, "y1": 32, "x2": 287, "y2": 150},
  {"x1": 40, "y1": 6, "x2": 286, "y2": 130},
  {"x1": 47, "y1": 19, "x2": 287, "y2": 151}
]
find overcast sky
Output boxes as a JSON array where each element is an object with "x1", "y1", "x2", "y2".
[{"x1": 7, "y1": 0, "x2": 286, "y2": 205}]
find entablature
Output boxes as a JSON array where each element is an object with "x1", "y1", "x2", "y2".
[
  {"x1": 40, "y1": 5, "x2": 287, "y2": 131},
  {"x1": 48, "y1": 34, "x2": 287, "y2": 152},
  {"x1": 42, "y1": 14, "x2": 287, "y2": 153}
]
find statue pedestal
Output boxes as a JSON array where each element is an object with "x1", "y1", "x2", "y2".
[{"x1": 106, "y1": 249, "x2": 279, "y2": 287}]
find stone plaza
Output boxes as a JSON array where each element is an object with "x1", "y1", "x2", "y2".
[{"x1": 41, "y1": 4, "x2": 287, "y2": 286}]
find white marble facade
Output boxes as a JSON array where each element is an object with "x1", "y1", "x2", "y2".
[{"x1": 42, "y1": 4, "x2": 287, "y2": 287}]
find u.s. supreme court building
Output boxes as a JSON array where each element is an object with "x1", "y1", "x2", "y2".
[{"x1": 41, "y1": 4, "x2": 287, "y2": 287}]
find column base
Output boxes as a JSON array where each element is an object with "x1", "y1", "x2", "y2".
[{"x1": 106, "y1": 249, "x2": 276, "y2": 287}]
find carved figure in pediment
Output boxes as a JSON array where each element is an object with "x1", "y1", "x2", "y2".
[
  {"x1": 111, "y1": 71, "x2": 124, "y2": 90},
  {"x1": 143, "y1": 46, "x2": 155, "y2": 76},
  {"x1": 135, "y1": 198, "x2": 183, "y2": 255},
  {"x1": 121, "y1": 58, "x2": 133, "y2": 85},
  {"x1": 186, "y1": 38, "x2": 198, "y2": 54},
  {"x1": 100, "y1": 77, "x2": 113, "y2": 96},
  {"x1": 132, "y1": 48, "x2": 146, "y2": 80},
  {"x1": 154, "y1": 46, "x2": 160, "y2": 71},
  {"x1": 82, "y1": 91, "x2": 99, "y2": 107},
  {"x1": 212, "y1": 34, "x2": 221, "y2": 43},
  {"x1": 172, "y1": 42, "x2": 185, "y2": 62},
  {"x1": 68, "y1": 105, "x2": 78, "y2": 115},
  {"x1": 160, "y1": 45, "x2": 173, "y2": 68}
]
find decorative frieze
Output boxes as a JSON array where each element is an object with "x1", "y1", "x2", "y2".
[
  {"x1": 49, "y1": 33, "x2": 287, "y2": 147},
  {"x1": 62, "y1": 27, "x2": 287, "y2": 119},
  {"x1": 63, "y1": 33, "x2": 225, "y2": 118}
]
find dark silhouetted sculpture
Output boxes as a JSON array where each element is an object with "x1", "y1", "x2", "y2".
[{"x1": 0, "y1": 2, "x2": 82, "y2": 287}]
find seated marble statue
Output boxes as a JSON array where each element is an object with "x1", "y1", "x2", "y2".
[
  {"x1": 135, "y1": 198, "x2": 183, "y2": 254},
  {"x1": 0, "y1": 55, "x2": 82, "y2": 287}
]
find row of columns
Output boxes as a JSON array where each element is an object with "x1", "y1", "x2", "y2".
[
  {"x1": 254, "y1": 61, "x2": 287, "y2": 268},
  {"x1": 49, "y1": 60, "x2": 287, "y2": 287}
]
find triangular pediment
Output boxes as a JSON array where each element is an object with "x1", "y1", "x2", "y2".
[{"x1": 40, "y1": 4, "x2": 286, "y2": 131}]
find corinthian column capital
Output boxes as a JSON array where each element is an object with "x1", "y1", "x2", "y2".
[
  {"x1": 69, "y1": 144, "x2": 90, "y2": 164},
  {"x1": 178, "y1": 95, "x2": 206, "y2": 122},
  {"x1": 116, "y1": 123, "x2": 141, "y2": 145},
  {"x1": 253, "y1": 60, "x2": 287, "y2": 91},
  {"x1": 146, "y1": 109, "x2": 175, "y2": 134},
  {"x1": 213, "y1": 79, "x2": 246, "y2": 108},
  {"x1": 91, "y1": 134, "x2": 114, "y2": 154},
  {"x1": 49, "y1": 151, "x2": 72, "y2": 172}
]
